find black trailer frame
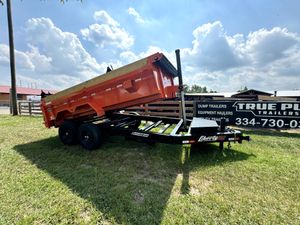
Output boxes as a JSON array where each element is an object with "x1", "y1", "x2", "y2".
[
  {"x1": 59, "y1": 111, "x2": 250, "y2": 150},
  {"x1": 104, "y1": 112, "x2": 250, "y2": 150}
]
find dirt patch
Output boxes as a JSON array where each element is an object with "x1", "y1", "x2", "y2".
[{"x1": 133, "y1": 190, "x2": 144, "y2": 204}]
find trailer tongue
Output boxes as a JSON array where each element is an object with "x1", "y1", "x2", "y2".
[{"x1": 41, "y1": 50, "x2": 249, "y2": 150}]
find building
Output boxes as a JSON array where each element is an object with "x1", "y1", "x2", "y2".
[
  {"x1": 274, "y1": 90, "x2": 300, "y2": 100},
  {"x1": 185, "y1": 89, "x2": 272, "y2": 100},
  {"x1": 0, "y1": 85, "x2": 55, "y2": 106},
  {"x1": 185, "y1": 92, "x2": 236, "y2": 100},
  {"x1": 231, "y1": 89, "x2": 272, "y2": 99},
  {"x1": 185, "y1": 89, "x2": 300, "y2": 101}
]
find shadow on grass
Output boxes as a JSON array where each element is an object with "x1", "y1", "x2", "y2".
[{"x1": 14, "y1": 136, "x2": 254, "y2": 224}]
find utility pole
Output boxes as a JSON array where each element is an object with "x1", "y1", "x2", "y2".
[{"x1": 6, "y1": 0, "x2": 18, "y2": 115}]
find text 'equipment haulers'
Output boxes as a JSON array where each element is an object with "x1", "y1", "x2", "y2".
[{"x1": 41, "y1": 53, "x2": 178, "y2": 128}]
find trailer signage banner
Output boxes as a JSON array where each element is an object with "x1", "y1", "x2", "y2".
[{"x1": 195, "y1": 101, "x2": 300, "y2": 129}]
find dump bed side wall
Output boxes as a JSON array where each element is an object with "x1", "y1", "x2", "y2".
[
  {"x1": 41, "y1": 53, "x2": 178, "y2": 128},
  {"x1": 44, "y1": 57, "x2": 149, "y2": 103}
]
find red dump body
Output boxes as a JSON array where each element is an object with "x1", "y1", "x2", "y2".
[{"x1": 41, "y1": 53, "x2": 178, "y2": 128}]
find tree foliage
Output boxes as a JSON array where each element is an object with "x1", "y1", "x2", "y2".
[
  {"x1": 183, "y1": 84, "x2": 217, "y2": 93},
  {"x1": 237, "y1": 86, "x2": 248, "y2": 92}
]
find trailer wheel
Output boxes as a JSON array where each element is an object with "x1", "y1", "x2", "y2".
[
  {"x1": 78, "y1": 123, "x2": 102, "y2": 150},
  {"x1": 58, "y1": 121, "x2": 78, "y2": 145}
]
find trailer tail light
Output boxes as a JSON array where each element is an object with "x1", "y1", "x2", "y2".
[
  {"x1": 217, "y1": 136, "x2": 226, "y2": 141},
  {"x1": 182, "y1": 140, "x2": 197, "y2": 144}
]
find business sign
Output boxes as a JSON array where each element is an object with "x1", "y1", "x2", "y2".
[{"x1": 195, "y1": 101, "x2": 300, "y2": 129}]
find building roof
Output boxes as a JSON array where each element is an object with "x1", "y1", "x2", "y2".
[
  {"x1": 185, "y1": 92, "x2": 237, "y2": 97},
  {"x1": 185, "y1": 89, "x2": 300, "y2": 98},
  {"x1": 0, "y1": 85, "x2": 56, "y2": 95},
  {"x1": 232, "y1": 89, "x2": 273, "y2": 97},
  {"x1": 275, "y1": 90, "x2": 300, "y2": 97}
]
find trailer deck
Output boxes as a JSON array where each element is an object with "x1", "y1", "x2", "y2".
[{"x1": 107, "y1": 113, "x2": 250, "y2": 150}]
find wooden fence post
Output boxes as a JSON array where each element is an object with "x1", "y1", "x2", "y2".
[
  {"x1": 145, "y1": 104, "x2": 149, "y2": 114},
  {"x1": 28, "y1": 101, "x2": 32, "y2": 116},
  {"x1": 178, "y1": 101, "x2": 182, "y2": 117},
  {"x1": 18, "y1": 101, "x2": 21, "y2": 115}
]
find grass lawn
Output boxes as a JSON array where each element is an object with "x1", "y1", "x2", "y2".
[{"x1": 0, "y1": 115, "x2": 299, "y2": 224}]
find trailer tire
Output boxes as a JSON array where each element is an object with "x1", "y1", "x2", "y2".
[
  {"x1": 58, "y1": 121, "x2": 78, "y2": 145},
  {"x1": 78, "y1": 123, "x2": 102, "y2": 150}
]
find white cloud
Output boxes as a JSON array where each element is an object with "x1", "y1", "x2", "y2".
[
  {"x1": 0, "y1": 44, "x2": 35, "y2": 70},
  {"x1": 81, "y1": 10, "x2": 134, "y2": 49},
  {"x1": 93, "y1": 10, "x2": 119, "y2": 27},
  {"x1": 176, "y1": 21, "x2": 300, "y2": 91},
  {"x1": 118, "y1": 21, "x2": 300, "y2": 92},
  {"x1": 127, "y1": 7, "x2": 145, "y2": 24},
  {"x1": 1, "y1": 17, "x2": 299, "y2": 92},
  {"x1": 0, "y1": 17, "x2": 114, "y2": 90},
  {"x1": 119, "y1": 51, "x2": 139, "y2": 64},
  {"x1": 182, "y1": 21, "x2": 245, "y2": 71},
  {"x1": 245, "y1": 27, "x2": 299, "y2": 65},
  {"x1": 25, "y1": 17, "x2": 105, "y2": 79}
]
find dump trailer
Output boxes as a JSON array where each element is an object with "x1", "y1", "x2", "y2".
[
  {"x1": 41, "y1": 53, "x2": 177, "y2": 128},
  {"x1": 41, "y1": 51, "x2": 249, "y2": 150}
]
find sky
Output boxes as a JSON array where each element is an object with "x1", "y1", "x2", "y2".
[{"x1": 0, "y1": 0, "x2": 300, "y2": 92}]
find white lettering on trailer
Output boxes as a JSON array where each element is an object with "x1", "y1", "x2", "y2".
[
  {"x1": 198, "y1": 136, "x2": 218, "y2": 142},
  {"x1": 131, "y1": 132, "x2": 150, "y2": 138},
  {"x1": 162, "y1": 76, "x2": 172, "y2": 87},
  {"x1": 281, "y1": 103, "x2": 300, "y2": 110},
  {"x1": 236, "y1": 103, "x2": 277, "y2": 111},
  {"x1": 246, "y1": 103, "x2": 256, "y2": 110},
  {"x1": 234, "y1": 102, "x2": 300, "y2": 118}
]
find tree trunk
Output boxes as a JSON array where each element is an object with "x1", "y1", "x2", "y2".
[{"x1": 6, "y1": 0, "x2": 18, "y2": 115}]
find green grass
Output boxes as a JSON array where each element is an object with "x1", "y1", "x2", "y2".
[{"x1": 0, "y1": 115, "x2": 299, "y2": 225}]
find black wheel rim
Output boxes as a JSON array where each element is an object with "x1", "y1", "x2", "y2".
[
  {"x1": 81, "y1": 130, "x2": 94, "y2": 147},
  {"x1": 61, "y1": 128, "x2": 72, "y2": 142}
]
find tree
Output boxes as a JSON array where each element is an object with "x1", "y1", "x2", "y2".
[
  {"x1": 183, "y1": 84, "x2": 190, "y2": 93},
  {"x1": 183, "y1": 84, "x2": 216, "y2": 93},
  {"x1": 237, "y1": 86, "x2": 248, "y2": 92}
]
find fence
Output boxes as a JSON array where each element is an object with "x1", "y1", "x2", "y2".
[
  {"x1": 124, "y1": 100, "x2": 194, "y2": 118},
  {"x1": 0, "y1": 100, "x2": 10, "y2": 107},
  {"x1": 18, "y1": 101, "x2": 43, "y2": 116},
  {"x1": 15, "y1": 100, "x2": 193, "y2": 118}
]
